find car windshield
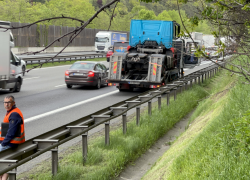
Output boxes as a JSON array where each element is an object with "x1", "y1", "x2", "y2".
[
  {"x1": 113, "y1": 42, "x2": 129, "y2": 53},
  {"x1": 95, "y1": 37, "x2": 108, "y2": 42},
  {"x1": 69, "y1": 63, "x2": 95, "y2": 70}
]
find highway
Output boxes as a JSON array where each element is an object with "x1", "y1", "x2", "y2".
[{"x1": 0, "y1": 59, "x2": 215, "y2": 141}]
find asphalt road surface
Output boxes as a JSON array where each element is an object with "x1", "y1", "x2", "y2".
[{"x1": 0, "y1": 60, "x2": 215, "y2": 141}]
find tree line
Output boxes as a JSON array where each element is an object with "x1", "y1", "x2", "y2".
[{"x1": 0, "y1": 0, "x2": 211, "y2": 34}]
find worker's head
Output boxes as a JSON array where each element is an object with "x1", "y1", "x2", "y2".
[{"x1": 4, "y1": 95, "x2": 15, "y2": 111}]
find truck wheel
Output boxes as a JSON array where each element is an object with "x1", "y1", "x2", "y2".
[
  {"x1": 22, "y1": 65, "x2": 26, "y2": 76},
  {"x1": 10, "y1": 79, "x2": 21, "y2": 92}
]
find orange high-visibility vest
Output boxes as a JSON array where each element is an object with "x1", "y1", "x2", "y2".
[{"x1": 0, "y1": 108, "x2": 25, "y2": 144}]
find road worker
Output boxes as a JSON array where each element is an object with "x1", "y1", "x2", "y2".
[{"x1": 0, "y1": 95, "x2": 25, "y2": 180}]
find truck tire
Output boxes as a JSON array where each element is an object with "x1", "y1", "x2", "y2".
[
  {"x1": 22, "y1": 65, "x2": 26, "y2": 76},
  {"x1": 10, "y1": 79, "x2": 22, "y2": 92}
]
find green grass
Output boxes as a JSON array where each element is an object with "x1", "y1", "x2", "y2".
[
  {"x1": 18, "y1": 69, "x2": 223, "y2": 180},
  {"x1": 143, "y1": 66, "x2": 250, "y2": 179},
  {"x1": 26, "y1": 57, "x2": 106, "y2": 69}
]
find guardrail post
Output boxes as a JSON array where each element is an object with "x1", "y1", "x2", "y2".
[
  {"x1": 185, "y1": 82, "x2": 188, "y2": 90},
  {"x1": 51, "y1": 148, "x2": 58, "y2": 176},
  {"x1": 202, "y1": 74, "x2": 204, "y2": 83},
  {"x1": 180, "y1": 85, "x2": 183, "y2": 93},
  {"x1": 105, "y1": 121, "x2": 110, "y2": 145},
  {"x1": 158, "y1": 96, "x2": 161, "y2": 111},
  {"x1": 8, "y1": 171, "x2": 17, "y2": 180},
  {"x1": 122, "y1": 113, "x2": 127, "y2": 134},
  {"x1": 136, "y1": 106, "x2": 140, "y2": 125},
  {"x1": 166, "y1": 91, "x2": 170, "y2": 106},
  {"x1": 82, "y1": 132, "x2": 88, "y2": 164},
  {"x1": 174, "y1": 88, "x2": 177, "y2": 101},
  {"x1": 190, "y1": 79, "x2": 193, "y2": 88},
  {"x1": 194, "y1": 77, "x2": 197, "y2": 84},
  {"x1": 148, "y1": 100, "x2": 152, "y2": 116},
  {"x1": 198, "y1": 76, "x2": 201, "y2": 85}
]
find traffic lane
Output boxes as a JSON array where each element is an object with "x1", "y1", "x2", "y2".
[
  {"x1": 24, "y1": 90, "x2": 142, "y2": 140},
  {"x1": 184, "y1": 61, "x2": 216, "y2": 75},
  {"x1": 0, "y1": 65, "x2": 72, "y2": 100},
  {"x1": 0, "y1": 61, "x2": 109, "y2": 100},
  {"x1": 0, "y1": 85, "x2": 118, "y2": 121}
]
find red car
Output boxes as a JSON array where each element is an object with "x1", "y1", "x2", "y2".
[
  {"x1": 106, "y1": 42, "x2": 129, "y2": 62},
  {"x1": 106, "y1": 50, "x2": 113, "y2": 62}
]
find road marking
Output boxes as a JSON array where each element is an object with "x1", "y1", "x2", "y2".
[
  {"x1": 24, "y1": 90, "x2": 119, "y2": 123},
  {"x1": 23, "y1": 77, "x2": 40, "y2": 80},
  {"x1": 55, "y1": 84, "x2": 66, "y2": 88}
]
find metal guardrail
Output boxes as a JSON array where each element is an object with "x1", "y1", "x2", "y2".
[
  {"x1": 0, "y1": 61, "x2": 226, "y2": 179},
  {"x1": 21, "y1": 53, "x2": 106, "y2": 65}
]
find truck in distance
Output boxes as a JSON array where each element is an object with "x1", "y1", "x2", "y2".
[
  {"x1": 95, "y1": 31, "x2": 127, "y2": 53},
  {"x1": 107, "y1": 20, "x2": 201, "y2": 92}
]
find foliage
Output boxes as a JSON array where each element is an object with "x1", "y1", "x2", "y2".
[
  {"x1": 0, "y1": 0, "x2": 212, "y2": 34},
  {"x1": 180, "y1": 0, "x2": 250, "y2": 82},
  {"x1": 220, "y1": 111, "x2": 250, "y2": 155}
]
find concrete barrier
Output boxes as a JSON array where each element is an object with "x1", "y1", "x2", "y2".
[{"x1": 12, "y1": 46, "x2": 95, "y2": 54}]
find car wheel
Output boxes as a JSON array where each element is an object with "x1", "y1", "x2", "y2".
[
  {"x1": 67, "y1": 85, "x2": 72, "y2": 88},
  {"x1": 22, "y1": 65, "x2": 26, "y2": 76},
  {"x1": 96, "y1": 79, "x2": 101, "y2": 89}
]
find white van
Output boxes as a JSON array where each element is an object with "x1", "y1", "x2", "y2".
[{"x1": 0, "y1": 21, "x2": 23, "y2": 92}]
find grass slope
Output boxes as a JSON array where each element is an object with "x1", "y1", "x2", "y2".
[
  {"x1": 143, "y1": 69, "x2": 250, "y2": 179},
  {"x1": 19, "y1": 69, "x2": 222, "y2": 180}
]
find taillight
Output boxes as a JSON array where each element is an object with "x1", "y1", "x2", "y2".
[
  {"x1": 88, "y1": 71, "x2": 95, "y2": 77},
  {"x1": 65, "y1": 70, "x2": 69, "y2": 76},
  {"x1": 127, "y1": 45, "x2": 131, "y2": 51}
]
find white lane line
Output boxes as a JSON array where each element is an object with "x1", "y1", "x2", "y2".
[
  {"x1": 23, "y1": 77, "x2": 40, "y2": 80},
  {"x1": 55, "y1": 84, "x2": 66, "y2": 88},
  {"x1": 24, "y1": 90, "x2": 119, "y2": 123}
]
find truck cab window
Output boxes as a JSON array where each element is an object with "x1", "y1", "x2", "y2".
[{"x1": 95, "y1": 37, "x2": 108, "y2": 42}]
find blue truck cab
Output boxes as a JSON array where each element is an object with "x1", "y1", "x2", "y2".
[{"x1": 129, "y1": 20, "x2": 180, "y2": 49}]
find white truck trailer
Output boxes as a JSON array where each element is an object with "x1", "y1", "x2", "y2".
[{"x1": 0, "y1": 21, "x2": 23, "y2": 92}]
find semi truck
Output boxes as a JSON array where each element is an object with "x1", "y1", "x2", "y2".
[
  {"x1": 107, "y1": 20, "x2": 200, "y2": 91},
  {"x1": 0, "y1": 21, "x2": 23, "y2": 92},
  {"x1": 95, "y1": 31, "x2": 127, "y2": 53}
]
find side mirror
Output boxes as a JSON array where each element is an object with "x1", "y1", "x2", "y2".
[{"x1": 15, "y1": 61, "x2": 21, "y2": 66}]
